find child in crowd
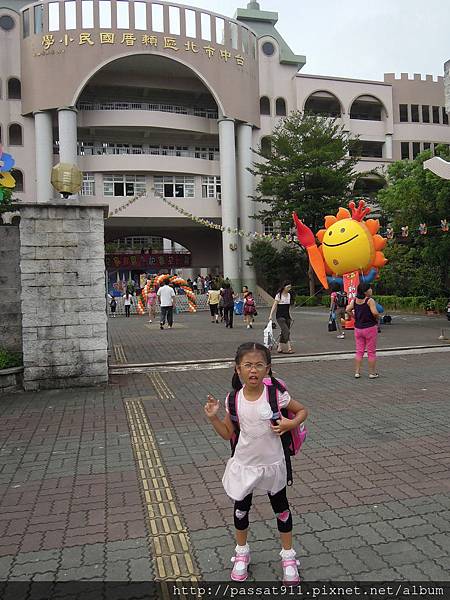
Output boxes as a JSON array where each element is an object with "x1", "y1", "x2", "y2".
[
  {"x1": 204, "y1": 342, "x2": 308, "y2": 583},
  {"x1": 243, "y1": 291, "x2": 257, "y2": 329},
  {"x1": 109, "y1": 296, "x2": 117, "y2": 317}
]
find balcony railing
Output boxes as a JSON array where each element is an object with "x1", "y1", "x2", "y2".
[
  {"x1": 54, "y1": 144, "x2": 220, "y2": 161},
  {"x1": 78, "y1": 101, "x2": 219, "y2": 119}
]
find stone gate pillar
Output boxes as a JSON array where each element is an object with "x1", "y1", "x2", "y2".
[{"x1": 18, "y1": 202, "x2": 109, "y2": 390}]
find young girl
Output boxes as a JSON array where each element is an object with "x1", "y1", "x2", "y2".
[
  {"x1": 204, "y1": 342, "x2": 308, "y2": 583},
  {"x1": 346, "y1": 282, "x2": 380, "y2": 378},
  {"x1": 147, "y1": 287, "x2": 157, "y2": 323},
  {"x1": 243, "y1": 291, "x2": 257, "y2": 329},
  {"x1": 269, "y1": 281, "x2": 294, "y2": 353}
]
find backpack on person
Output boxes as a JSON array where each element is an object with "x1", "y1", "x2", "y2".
[
  {"x1": 245, "y1": 296, "x2": 256, "y2": 314},
  {"x1": 227, "y1": 379, "x2": 307, "y2": 486},
  {"x1": 335, "y1": 291, "x2": 348, "y2": 308}
]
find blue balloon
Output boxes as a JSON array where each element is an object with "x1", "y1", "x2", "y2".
[
  {"x1": 376, "y1": 303, "x2": 384, "y2": 314},
  {"x1": 0, "y1": 151, "x2": 15, "y2": 172}
]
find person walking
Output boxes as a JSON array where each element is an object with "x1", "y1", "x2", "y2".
[
  {"x1": 269, "y1": 281, "x2": 294, "y2": 354},
  {"x1": 346, "y1": 282, "x2": 380, "y2": 379},
  {"x1": 147, "y1": 286, "x2": 157, "y2": 323},
  {"x1": 204, "y1": 342, "x2": 308, "y2": 583},
  {"x1": 207, "y1": 284, "x2": 221, "y2": 323},
  {"x1": 157, "y1": 282, "x2": 176, "y2": 329},
  {"x1": 329, "y1": 284, "x2": 348, "y2": 339},
  {"x1": 109, "y1": 296, "x2": 117, "y2": 318},
  {"x1": 243, "y1": 291, "x2": 257, "y2": 329},
  {"x1": 123, "y1": 291, "x2": 133, "y2": 318},
  {"x1": 221, "y1": 283, "x2": 235, "y2": 328}
]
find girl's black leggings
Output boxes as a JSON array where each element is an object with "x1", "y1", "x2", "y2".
[
  {"x1": 125, "y1": 305, "x2": 130, "y2": 317},
  {"x1": 233, "y1": 487, "x2": 292, "y2": 533}
]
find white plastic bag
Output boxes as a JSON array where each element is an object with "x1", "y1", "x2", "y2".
[{"x1": 263, "y1": 320, "x2": 275, "y2": 349}]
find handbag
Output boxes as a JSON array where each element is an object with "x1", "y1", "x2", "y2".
[{"x1": 328, "y1": 312, "x2": 337, "y2": 332}]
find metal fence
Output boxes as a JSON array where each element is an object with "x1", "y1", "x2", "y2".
[{"x1": 78, "y1": 101, "x2": 218, "y2": 119}]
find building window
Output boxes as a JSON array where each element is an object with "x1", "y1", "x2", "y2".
[
  {"x1": 7, "y1": 78, "x2": 21, "y2": 100},
  {"x1": 399, "y1": 104, "x2": 408, "y2": 122},
  {"x1": 412, "y1": 142, "x2": 420, "y2": 158},
  {"x1": 350, "y1": 140, "x2": 383, "y2": 158},
  {"x1": 0, "y1": 14, "x2": 15, "y2": 31},
  {"x1": 260, "y1": 96, "x2": 270, "y2": 116},
  {"x1": 8, "y1": 123, "x2": 22, "y2": 145},
  {"x1": 154, "y1": 176, "x2": 194, "y2": 198},
  {"x1": 442, "y1": 107, "x2": 449, "y2": 125},
  {"x1": 103, "y1": 174, "x2": 146, "y2": 197},
  {"x1": 305, "y1": 91, "x2": 341, "y2": 118},
  {"x1": 81, "y1": 173, "x2": 95, "y2": 196},
  {"x1": 185, "y1": 9, "x2": 196, "y2": 37},
  {"x1": 422, "y1": 105, "x2": 430, "y2": 123},
  {"x1": 411, "y1": 105, "x2": 419, "y2": 122},
  {"x1": 11, "y1": 169, "x2": 23, "y2": 192},
  {"x1": 200, "y1": 13, "x2": 211, "y2": 41},
  {"x1": 401, "y1": 142, "x2": 410, "y2": 160},
  {"x1": 99, "y1": 0, "x2": 112, "y2": 28},
  {"x1": 262, "y1": 41, "x2": 275, "y2": 56},
  {"x1": 276, "y1": 98, "x2": 287, "y2": 116},
  {"x1": 432, "y1": 106, "x2": 440, "y2": 124},
  {"x1": 215, "y1": 17, "x2": 225, "y2": 45},
  {"x1": 202, "y1": 176, "x2": 221, "y2": 198},
  {"x1": 263, "y1": 221, "x2": 274, "y2": 235},
  {"x1": 22, "y1": 9, "x2": 30, "y2": 37},
  {"x1": 49, "y1": 2, "x2": 60, "y2": 30},
  {"x1": 260, "y1": 136, "x2": 272, "y2": 157},
  {"x1": 230, "y1": 21, "x2": 238, "y2": 49},
  {"x1": 423, "y1": 142, "x2": 431, "y2": 151},
  {"x1": 34, "y1": 4, "x2": 43, "y2": 34},
  {"x1": 82, "y1": 0, "x2": 94, "y2": 28},
  {"x1": 116, "y1": 0, "x2": 129, "y2": 29},
  {"x1": 194, "y1": 146, "x2": 219, "y2": 160},
  {"x1": 350, "y1": 96, "x2": 383, "y2": 121},
  {"x1": 65, "y1": 1, "x2": 77, "y2": 30}
]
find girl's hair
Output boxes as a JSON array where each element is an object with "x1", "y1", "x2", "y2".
[
  {"x1": 223, "y1": 282, "x2": 231, "y2": 289},
  {"x1": 331, "y1": 282, "x2": 341, "y2": 293},
  {"x1": 276, "y1": 280, "x2": 291, "y2": 298},
  {"x1": 231, "y1": 342, "x2": 281, "y2": 391},
  {"x1": 356, "y1": 282, "x2": 371, "y2": 299}
]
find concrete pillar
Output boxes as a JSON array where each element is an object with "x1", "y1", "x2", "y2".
[
  {"x1": 57, "y1": 107, "x2": 78, "y2": 165},
  {"x1": 163, "y1": 238, "x2": 172, "y2": 252},
  {"x1": 218, "y1": 118, "x2": 240, "y2": 288},
  {"x1": 34, "y1": 111, "x2": 54, "y2": 203},
  {"x1": 18, "y1": 202, "x2": 108, "y2": 391},
  {"x1": 237, "y1": 123, "x2": 257, "y2": 291},
  {"x1": 385, "y1": 133, "x2": 393, "y2": 160}
]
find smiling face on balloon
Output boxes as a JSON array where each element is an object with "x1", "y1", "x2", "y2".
[{"x1": 321, "y1": 218, "x2": 375, "y2": 276}]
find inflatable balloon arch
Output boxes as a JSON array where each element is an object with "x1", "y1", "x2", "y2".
[{"x1": 136, "y1": 274, "x2": 197, "y2": 315}]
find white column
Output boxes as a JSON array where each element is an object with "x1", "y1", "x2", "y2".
[
  {"x1": 385, "y1": 133, "x2": 393, "y2": 160},
  {"x1": 57, "y1": 107, "x2": 78, "y2": 165},
  {"x1": 218, "y1": 118, "x2": 240, "y2": 287},
  {"x1": 237, "y1": 123, "x2": 256, "y2": 290},
  {"x1": 33, "y1": 111, "x2": 54, "y2": 203}
]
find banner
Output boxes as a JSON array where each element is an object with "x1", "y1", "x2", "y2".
[
  {"x1": 105, "y1": 253, "x2": 191, "y2": 269},
  {"x1": 343, "y1": 271, "x2": 360, "y2": 330}
]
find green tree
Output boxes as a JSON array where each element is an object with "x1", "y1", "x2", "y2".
[
  {"x1": 248, "y1": 239, "x2": 307, "y2": 296},
  {"x1": 377, "y1": 146, "x2": 450, "y2": 295},
  {"x1": 0, "y1": 186, "x2": 14, "y2": 214},
  {"x1": 251, "y1": 111, "x2": 359, "y2": 294}
]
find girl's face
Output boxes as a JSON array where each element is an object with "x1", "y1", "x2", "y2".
[
  {"x1": 366, "y1": 287, "x2": 373, "y2": 297},
  {"x1": 284, "y1": 284, "x2": 292, "y2": 292},
  {"x1": 236, "y1": 350, "x2": 270, "y2": 388}
]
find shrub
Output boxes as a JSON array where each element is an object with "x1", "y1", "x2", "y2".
[{"x1": 0, "y1": 349, "x2": 22, "y2": 370}]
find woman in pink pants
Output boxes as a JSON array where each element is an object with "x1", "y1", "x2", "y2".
[{"x1": 346, "y1": 283, "x2": 380, "y2": 379}]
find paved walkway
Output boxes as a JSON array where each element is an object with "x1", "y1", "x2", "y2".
[
  {"x1": 0, "y1": 345, "x2": 449, "y2": 586},
  {"x1": 108, "y1": 307, "x2": 448, "y2": 365}
]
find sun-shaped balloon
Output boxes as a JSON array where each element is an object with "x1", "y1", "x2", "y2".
[{"x1": 293, "y1": 200, "x2": 388, "y2": 289}]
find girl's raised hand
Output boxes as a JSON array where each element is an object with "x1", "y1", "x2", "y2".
[{"x1": 204, "y1": 394, "x2": 220, "y2": 419}]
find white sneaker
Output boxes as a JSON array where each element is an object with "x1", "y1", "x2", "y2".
[
  {"x1": 280, "y1": 549, "x2": 300, "y2": 583},
  {"x1": 337, "y1": 334, "x2": 345, "y2": 339},
  {"x1": 369, "y1": 373, "x2": 379, "y2": 379},
  {"x1": 231, "y1": 545, "x2": 250, "y2": 581},
  {"x1": 247, "y1": 325, "x2": 251, "y2": 329}
]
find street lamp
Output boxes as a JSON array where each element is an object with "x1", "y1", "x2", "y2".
[{"x1": 51, "y1": 162, "x2": 82, "y2": 199}]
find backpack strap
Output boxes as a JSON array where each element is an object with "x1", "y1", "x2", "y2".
[{"x1": 267, "y1": 382, "x2": 293, "y2": 486}]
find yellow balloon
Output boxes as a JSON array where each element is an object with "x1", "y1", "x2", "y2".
[
  {"x1": 0, "y1": 172, "x2": 16, "y2": 188},
  {"x1": 322, "y1": 218, "x2": 375, "y2": 275}
]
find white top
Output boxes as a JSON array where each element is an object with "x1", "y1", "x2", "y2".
[
  {"x1": 222, "y1": 386, "x2": 290, "y2": 501},
  {"x1": 157, "y1": 285, "x2": 175, "y2": 307},
  {"x1": 123, "y1": 295, "x2": 133, "y2": 306},
  {"x1": 275, "y1": 292, "x2": 291, "y2": 304}
]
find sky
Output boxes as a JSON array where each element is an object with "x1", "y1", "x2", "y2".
[{"x1": 174, "y1": 0, "x2": 450, "y2": 81}]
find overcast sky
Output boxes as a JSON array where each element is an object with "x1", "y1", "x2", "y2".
[{"x1": 176, "y1": 0, "x2": 450, "y2": 81}]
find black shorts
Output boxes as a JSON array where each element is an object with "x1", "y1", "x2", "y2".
[{"x1": 209, "y1": 304, "x2": 219, "y2": 316}]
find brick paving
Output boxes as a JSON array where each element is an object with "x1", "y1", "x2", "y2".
[
  {"x1": 107, "y1": 307, "x2": 448, "y2": 365},
  {"x1": 0, "y1": 346, "x2": 449, "y2": 584}
]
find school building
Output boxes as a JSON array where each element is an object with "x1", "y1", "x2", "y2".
[{"x1": 1, "y1": 0, "x2": 450, "y2": 287}]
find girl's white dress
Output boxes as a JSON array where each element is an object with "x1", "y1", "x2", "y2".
[{"x1": 222, "y1": 386, "x2": 291, "y2": 501}]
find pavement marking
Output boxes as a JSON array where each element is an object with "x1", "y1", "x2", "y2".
[
  {"x1": 147, "y1": 372, "x2": 175, "y2": 399},
  {"x1": 110, "y1": 345, "x2": 450, "y2": 374},
  {"x1": 113, "y1": 344, "x2": 127, "y2": 364},
  {"x1": 125, "y1": 399, "x2": 199, "y2": 581}
]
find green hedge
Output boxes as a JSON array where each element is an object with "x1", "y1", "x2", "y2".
[
  {"x1": 295, "y1": 295, "x2": 448, "y2": 312},
  {"x1": 0, "y1": 349, "x2": 22, "y2": 370}
]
